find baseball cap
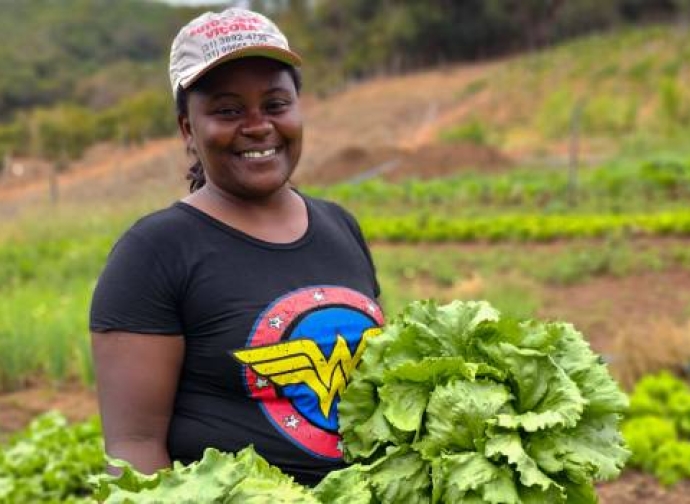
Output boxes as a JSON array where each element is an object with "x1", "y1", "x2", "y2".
[{"x1": 169, "y1": 8, "x2": 302, "y2": 98}]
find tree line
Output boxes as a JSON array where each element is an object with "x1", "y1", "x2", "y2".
[
  {"x1": 261, "y1": 0, "x2": 690, "y2": 92},
  {"x1": 1, "y1": 0, "x2": 689, "y2": 165}
]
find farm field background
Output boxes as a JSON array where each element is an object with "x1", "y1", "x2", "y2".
[{"x1": 3, "y1": 22, "x2": 690, "y2": 503}]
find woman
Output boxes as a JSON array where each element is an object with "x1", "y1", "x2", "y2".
[{"x1": 90, "y1": 8, "x2": 383, "y2": 486}]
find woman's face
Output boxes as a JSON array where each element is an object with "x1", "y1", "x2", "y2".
[{"x1": 179, "y1": 57, "x2": 302, "y2": 200}]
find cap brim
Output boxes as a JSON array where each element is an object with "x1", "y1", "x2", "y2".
[{"x1": 180, "y1": 46, "x2": 302, "y2": 91}]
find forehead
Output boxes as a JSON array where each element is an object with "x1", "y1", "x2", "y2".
[{"x1": 192, "y1": 57, "x2": 295, "y2": 96}]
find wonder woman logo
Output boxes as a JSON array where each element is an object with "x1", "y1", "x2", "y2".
[
  {"x1": 233, "y1": 286, "x2": 384, "y2": 460},
  {"x1": 234, "y1": 328, "x2": 381, "y2": 419}
]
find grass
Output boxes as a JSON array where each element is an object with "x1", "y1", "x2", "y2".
[
  {"x1": 4, "y1": 177, "x2": 690, "y2": 391},
  {"x1": 0, "y1": 198, "x2": 165, "y2": 391}
]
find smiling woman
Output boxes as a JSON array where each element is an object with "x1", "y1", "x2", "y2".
[{"x1": 89, "y1": 7, "x2": 382, "y2": 487}]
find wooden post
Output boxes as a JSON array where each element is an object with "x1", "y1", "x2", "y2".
[
  {"x1": 568, "y1": 99, "x2": 585, "y2": 208},
  {"x1": 2, "y1": 152, "x2": 10, "y2": 180}
]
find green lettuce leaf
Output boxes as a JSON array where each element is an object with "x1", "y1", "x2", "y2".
[
  {"x1": 548, "y1": 323, "x2": 629, "y2": 415},
  {"x1": 479, "y1": 328, "x2": 586, "y2": 432},
  {"x1": 339, "y1": 380, "x2": 399, "y2": 461},
  {"x1": 95, "y1": 447, "x2": 318, "y2": 504},
  {"x1": 526, "y1": 414, "x2": 630, "y2": 483},
  {"x1": 484, "y1": 431, "x2": 559, "y2": 494},
  {"x1": 313, "y1": 464, "x2": 374, "y2": 504},
  {"x1": 379, "y1": 380, "x2": 430, "y2": 434},
  {"x1": 431, "y1": 452, "x2": 519, "y2": 504},
  {"x1": 367, "y1": 447, "x2": 431, "y2": 504},
  {"x1": 414, "y1": 379, "x2": 512, "y2": 458}
]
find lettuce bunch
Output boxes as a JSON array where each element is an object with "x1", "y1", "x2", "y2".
[
  {"x1": 622, "y1": 371, "x2": 690, "y2": 486},
  {"x1": 329, "y1": 300, "x2": 630, "y2": 503},
  {"x1": 92, "y1": 447, "x2": 320, "y2": 503}
]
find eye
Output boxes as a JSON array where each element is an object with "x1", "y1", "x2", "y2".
[
  {"x1": 214, "y1": 106, "x2": 242, "y2": 118},
  {"x1": 264, "y1": 99, "x2": 291, "y2": 114}
]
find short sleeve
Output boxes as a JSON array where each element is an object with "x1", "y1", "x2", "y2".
[
  {"x1": 90, "y1": 229, "x2": 183, "y2": 335},
  {"x1": 339, "y1": 208, "x2": 381, "y2": 299}
]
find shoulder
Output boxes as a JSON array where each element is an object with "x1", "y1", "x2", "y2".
[
  {"x1": 302, "y1": 193, "x2": 369, "y2": 248},
  {"x1": 303, "y1": 194, "x2": 358, "y2": 228},
  {"x1": 127, "y1": 203, "x2": 193, "y2": 239},
  {"x1": 114, "y1": 203, "x2": 199, "y2": 251}
]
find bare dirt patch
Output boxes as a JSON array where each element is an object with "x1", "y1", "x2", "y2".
[
  {"x1": 538, "y1": 270, "x2": 690, "y2": 355},
  {"x1": 0, "y1": 382, "x2": 97, "y2": 440},
  {"x1": 598, "y1": 471, "x2": 690, "y2": 504},
  {"x1": 301, "y1": 142, "x2": 511, "y2": 185}
]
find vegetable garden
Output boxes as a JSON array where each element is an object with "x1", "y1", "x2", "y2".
[{"x1": 2, "y1": 156, "x2": 690, "y2": 502}]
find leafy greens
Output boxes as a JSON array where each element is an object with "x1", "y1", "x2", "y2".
[{"x1": 333, "y1": 300, "x2": 630, "y2": 503}]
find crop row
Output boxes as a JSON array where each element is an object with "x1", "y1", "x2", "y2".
[
  {"x1": 359, "y1": 211, "x2": 690, "y2": 242},
  {"x1": 307, "y1": 158, "x2": 690, "y2": 214}
]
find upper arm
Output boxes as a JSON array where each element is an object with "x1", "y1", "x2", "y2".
[{"x1": 92, "y1": 331, "x2": 184, "y2": 448}]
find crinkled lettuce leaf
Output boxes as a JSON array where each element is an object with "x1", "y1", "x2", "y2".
[
  {"x1": 93, "y1": 447, "x2": 319, "y2": 504},
  {"x1": 413, "y1": 380, "x2": 512, "y2": 458}
]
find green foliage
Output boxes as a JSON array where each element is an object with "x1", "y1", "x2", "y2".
[
  {"x1": 0, "y1": 412, "x2": 103, "y2": 503},
  {"x1": 658, "y1": 78, "x2": 690, "y2": 128},
  {"x1": 27, "y1": 104, "x2": 97, "y2": 161},
  {"x1": 439, "y1": 120, "x2": 489, "y2": 145},
  {"x1": 0, "y1": 0, "x2": 192, "y2": 121},
  {"x1": 622, "y1": 371, "x2": 690, "y2": 485},
  {"x1": 535, "y1": 89, "x2": 574, "y2": 139},
  {"x1": 337, "y1": 300, "x2": 629, "y2": 502},
  {"x1": 94, "y1": 446, "x2": 320, "y2": 503},
  {"x1": 457, "y1": 79, "x2": 488, "y2": 100},
  {"x1": 357, "y1": 211, "x2": 690, "y2": 243},
  {"x1": 0, "y1": 207, "x2": 138, "y2": 390},
  {"x1": 95, "y1": 90, "x2": 176, "y2": 145},
  {"x1": 582, "y1": 94, "x2": 638, "y2": 134},
  {"x1": 0, "y1": 122, "x2": 25, "y2": 160}
]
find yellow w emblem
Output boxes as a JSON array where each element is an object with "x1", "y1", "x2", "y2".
[{"x1": 234, "y1": 327, "x2": 381, "y2": 418}]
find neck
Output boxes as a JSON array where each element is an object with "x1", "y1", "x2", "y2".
[
  {"x1": 192, "y1": 181, "x2": 298, "y2": 216},
  {"x1": 182, "y1": 182, "x2": 308, "y2": 244}
]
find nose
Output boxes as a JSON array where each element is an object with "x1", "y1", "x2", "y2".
[{"x1": 240, "y1": 111, "x2": 273, "y2": 138}]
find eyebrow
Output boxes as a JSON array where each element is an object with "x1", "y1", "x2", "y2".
[{"x1": 209, "y1": 87, "x2": 293, "y2": 100}]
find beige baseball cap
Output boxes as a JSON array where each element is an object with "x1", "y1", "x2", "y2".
[{"x1": 169, "y1": 8, "x2": 302, "y2": 98}]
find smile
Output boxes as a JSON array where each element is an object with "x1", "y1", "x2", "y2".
[{"x1": 240, "y1": 148, "x2": 277, "y2": 159}]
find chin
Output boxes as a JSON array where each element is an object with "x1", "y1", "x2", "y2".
[{"x1": 238, "y1": 177, "x2": 293, "y2": 200}]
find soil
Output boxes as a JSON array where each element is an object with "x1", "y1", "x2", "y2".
[
  {"x1": 539, "y1": 269, "x2": 690, "y2": 352},
  {"x1": 302, "y1": 142, "x2": 511, "y2": 185},
  {"x1": 597, "y1": 471, "x2": 690, "y2": 504},
  {"x1": 0, "y1": 382, "x2": 97, "y2": 442}
]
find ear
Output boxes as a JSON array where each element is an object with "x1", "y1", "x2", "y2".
[{"x1": 177, "y1": 114, "x2": 196, "y2": 156}]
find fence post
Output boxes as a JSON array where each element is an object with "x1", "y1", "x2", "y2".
[{"x1": 568, "y1": 99, "x2": 586, "y2": 207}]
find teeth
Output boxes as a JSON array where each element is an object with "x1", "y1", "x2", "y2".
[{"x1": 242, "y1": 148, "x2": 276, "y2": 159}]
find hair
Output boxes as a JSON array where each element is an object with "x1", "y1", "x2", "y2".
[{"x1": 176, "y1": 61, "x2": 302, "y2": 193}]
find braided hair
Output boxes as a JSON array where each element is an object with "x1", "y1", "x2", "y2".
[{"x1": 175, "y1": 62, "x2": 303, "y2": 193}]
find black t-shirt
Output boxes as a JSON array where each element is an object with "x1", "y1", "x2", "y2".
[{"x1": 90, "y1": 195, "x2": 383, "y2": 485}]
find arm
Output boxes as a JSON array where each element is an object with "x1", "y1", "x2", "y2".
[{"x1": 92, "y1": 331, "x2": 184, "y2": 475}]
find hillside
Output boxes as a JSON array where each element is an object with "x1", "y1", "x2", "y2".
[{"x1": 3, "y1": 24, "x2": 690, "y2": 212}]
